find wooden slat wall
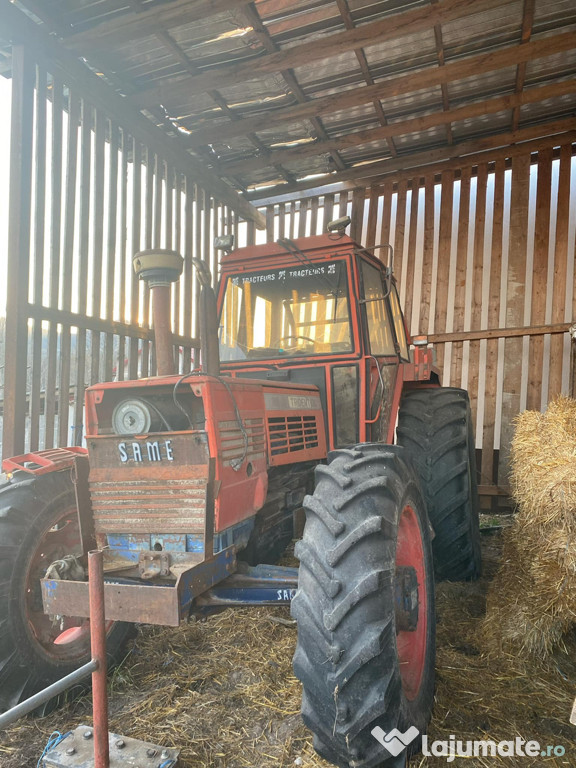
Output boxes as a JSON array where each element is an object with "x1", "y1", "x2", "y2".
[
  {"x1": 1, "y1": 46, "x2": 223, "y2": 457},
  {"x1": 251, "y1": 143, "x2": 576, "y2": 488}
]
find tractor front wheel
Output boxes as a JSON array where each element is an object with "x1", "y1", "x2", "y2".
[
  {"x1": 292, "y1": 445, "x2": 435, "y2": 768},
  {"x1": 0, "y1": 470, "x2": 133, "y2": 714}
]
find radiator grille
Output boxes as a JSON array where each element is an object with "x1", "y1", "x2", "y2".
[
  {"x1": 267, "y1": 414, "x2": 320, "y2": 456},
  {"x1": 90, "y1": 477, "x2": 207, "y2": 534},
  {"x1": 218, "y1": 417, "x2": 266, "y2": 466}
]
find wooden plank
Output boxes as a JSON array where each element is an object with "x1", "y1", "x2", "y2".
[
  {"x1": 467, "y1": 163, "x2": 488, "y2": 425},
  {"x1": 393, "y1": 180, "x2": 407, "y2": 291},
  {"x1": 29, "y1": 66, "x2": 47, "y2": 452},
  {"x1": 365, "y1": 186, "x2": 379, "y2": 250},
  {"x1": 58, "y1": 92, "x2": 81, "y2": 447},
  {"x1": 418, "y1": 176, "x2": 435, "y2": 335},
  {"x1": 322, "y1": 194, "x2": 335, "y2": 235},
  {"x1": 187, "y1": 31, "x2": 576, "y2": 150},
  {"x1": 481, "y1": 158, "x2": 505, "y2": 486},
  {"x1": 89, "y1": 110, "x2": 106, "y2": 386},
  {"x1": 430, "y1": 321, "x2": 571, "y2": 344},
  {"x1": 403, "y1": 181, "x2": 420, "y2": 332},
  {"x1": 129, "y1": 140, "x2": 142, "y2": 381},
  {"x1": 310, "y1": 197, "x2": 319, "y2": 236},
  {"x1": 218, "y1": 79, "x2": 576, "y2": 176},
  {"x1": 1, "y1": 0, "x2": 265, "y2": 229},
  {"x1": 499, "y1": 153, "x2": 531, "y2": 484},
  {"x1": 182, "y1": 175, "x2": 194, "y2": 372},
  {"x1": 548, "y1": 144, "x2": 572, "y2": 399},
  {"x1": 298, "y1": 199, "x2": 309, "y2": 237},
  {"x1": 379, "y1": 182, "x2": 393, "y2": 250},
  {"x1": 349, "y1": 188, "x2": 364, "y2": 243},
  {"x1": 433, "y1": 170, "x2": 454, "y2": 369},
  {"x1": 116, "y1": 129, "x2": 129, "y2": 382},
  {"x1": 450, "y1": 167, "x2": 471, "y2": 387},
  {"x1": 133, "y1": 0, "x2": 518, "y2": 104},
  {"x1": 44, "y1": 77, "x2": 64, "y2": 450},
  {"x1": 526, "y1": 147, "x2": 552, "y2": 410},
  {"x1": 104, "y1": 123, "x2": 119, "y2": 384}
]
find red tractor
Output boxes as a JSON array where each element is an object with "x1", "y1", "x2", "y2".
[{"x1": 0, "y1": 228, "x2": 480, "y2": 767}]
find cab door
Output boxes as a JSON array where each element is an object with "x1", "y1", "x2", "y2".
[{"x1": 357, "y1": 257, "x2": 402, "y2": 443}]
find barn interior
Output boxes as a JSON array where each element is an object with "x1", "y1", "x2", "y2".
[{"x1": 1, "y1": 0, "x2": 576, "y2": 766}]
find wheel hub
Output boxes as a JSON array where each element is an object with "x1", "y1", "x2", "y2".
[{"x1": 395, "y1": 565, "x2": 419, "y2": 632}]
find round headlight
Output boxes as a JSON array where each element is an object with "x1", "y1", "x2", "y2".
[{"x1": 112, "y1": 399, "x2": 154, "y2": 435}]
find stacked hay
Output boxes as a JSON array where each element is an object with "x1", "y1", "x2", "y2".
[{"x1": 482, "y1": 395, "x2": 576, "y2": 657}]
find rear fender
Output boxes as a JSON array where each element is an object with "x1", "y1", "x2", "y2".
[{"x1": 1, "y1": 448, "x2": 94, "y2": 554}]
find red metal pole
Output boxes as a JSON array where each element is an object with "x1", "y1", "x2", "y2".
[
  {"x1": 150, "y1": 283, "x2": 175, "y2": 376},
  {"x1": 88, "y1": 550, "x2": 109, "y2": 768}
]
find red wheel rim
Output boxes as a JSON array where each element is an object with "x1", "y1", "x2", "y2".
[
  {"x1": 24, "y1": 505, "x2": 112, "y2": 660},
  {"x1": 395, "y1": 504, "x2": 428, "y2": 701}
]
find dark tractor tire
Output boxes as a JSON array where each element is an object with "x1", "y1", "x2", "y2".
[
  {"x1": 292, "y1": 445, "x2": 435, "y2": 768},
  {"x1": 0, "y1": 469, "x2": 134, "y2": 714},
  {"x1": 396, "y1": 387, "x2": 482, "y2": 582}
]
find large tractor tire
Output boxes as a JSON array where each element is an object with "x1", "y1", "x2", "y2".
[
  {"x1": 396, "y1": 387, "x2": 482, "y2": 582},
  {"x1": 0, "y1": 469, "x2": 133, "y2": 714},
  {"x1": 292, "y1": 445, "x2": 435, "y2": 768}
]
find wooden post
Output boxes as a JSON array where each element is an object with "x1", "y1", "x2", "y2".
[{"x1": 2, "y1": 46, "x2": 34, "y2": 459}]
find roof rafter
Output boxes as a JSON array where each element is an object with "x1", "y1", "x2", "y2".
[
  {"x1": 216, "y1": 79, "x2": 576, "y2": 176},
  {"x1": 511, "y1": 0, "x2": 536, "y2": 131},
  {"x1": 132, "y1": 0, "x2": 515, "y2": 107},
  {"x1": 245, "y1": 117, "x2": 576, "y2": 198},
  {"x1": 183, "y1": 30, "x2": 576, "y2": 150}
]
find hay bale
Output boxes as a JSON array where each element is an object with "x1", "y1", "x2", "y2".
[{"x1": 482, "y1": 395, "x2": 576, "y2": 657}]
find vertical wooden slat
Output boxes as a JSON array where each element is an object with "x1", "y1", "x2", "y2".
[
  {"x1": 116, "y1": 129, "x2": 129, "y2": 382},
  {"x1": 403, "y1": 179, "x2": 420, "y2": 332},
  {"x1": 44, "y1": 76, "x2": 64, "y2": 449},
  {"x1": 265, "y1": 205, "x2": 274, "y2": 241},
  {"x1": 73, "y1": 99, "x2": 93, "y2": 443},
  {"x1": 182, "y1": 176, "x2": 194, "y2": 372},
  {"x1": 322, "y1": 193, "x2": 335, "y2": 233},
  {"x1": 297, "y1": 199, "x2": 309, "y2": 237},
  {"x1": 393, "y1": 180, "x2": 407, "y2": 291},
  {"x1": 310, "y1": 196, "x2": 319, "y2": 236},
  {"x1": 90, "y1": 109, "x2": 106, "y2": 385},
  {"x1": 418, "y1": 176, "x2": 435, "y2": 335},
  {"x1": 467, "y1": 163, "x2": 488, "y2": 423},
  {"x1": 379, "y1": 181, "x2": 393, "y2": 250},
  {"x1": 526, "y1": 147, "x2": 553, "y2": 410},
  {"x1": 499, "y1": 153, "x2": 531, "y2": 483},
  {"x1": 433, "y1": 169, "x2": 454, "y2": 369},
  {"x1": 2, "y1": 45, "x2": 34, "y2": 458},
  {"x1": 129, "y1": 140, "x2": 142, "y2": 381},
  {"x1": 549, "y1": 144, "x2": 572, "y2": 399},
  {"x1": 450, "y1": 167, "x2": 471, "y2": 387},
  {"x1": 29, "y1": 66, "x2": 47, "y2": 451},
  {"x1": 58, "y1": 92, "x2": 80, "y2": 446},
  {"x1": 366, "y1": 186, "x2": 379, "y2": 250},
  {"x1": 104, "y1": 123, "x2": 119, "y2": 383},
  {"x1": 481, "y1": 158, "x2": 505, "y2": 486}
]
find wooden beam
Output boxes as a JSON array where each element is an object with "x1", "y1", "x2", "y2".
[
  {"x1": 511, "y1": 0, "x2": 535, "y2": 131},
  {"x1": 0, "y1": 0, "x2": 266, "y2": 228},
  {"x1": 217, "y1": 78, "x2": 576, "y2": 175},
  {"x1": 244, "y1": 122, "x2": 576, "y2": 199},
  {"x1": 133, "y1": 0, "x2": 516, "y2": 106},
  {"x1": 429, "y1": 321, "x2": 571, "y2": 345},
  {"x1": 183, "y1": 30, "x2": 576, "y2": 150},
  {"x1": 64, "y1": 0, "x2": 256, "y2": 50},
  {"x1": 2, "y1": 45, "x2": 34, "y2": 459}
]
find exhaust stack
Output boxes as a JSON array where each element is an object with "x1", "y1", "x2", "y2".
[{"x1": 133, "y1": 249, "x2": 183, "y2": 376}]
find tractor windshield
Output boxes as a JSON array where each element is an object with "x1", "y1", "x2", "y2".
[{"x1": 219, "y1": 260, "x2": 353, "y2": 361}]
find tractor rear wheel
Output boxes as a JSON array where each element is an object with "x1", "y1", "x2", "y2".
[
  {"x1": 292, "y1": 445, "x2": 435, "y2": 768},
  {"x1": 0, "y1": 469, "x2": 133, "y2": 714},
  {"x1": 396, "y1": 387, "x2": 482, "y2": 582}
]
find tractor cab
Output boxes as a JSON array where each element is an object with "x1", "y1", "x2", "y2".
[{"x1": 218, "y1": 233, "x2": 432, "y2": 449}]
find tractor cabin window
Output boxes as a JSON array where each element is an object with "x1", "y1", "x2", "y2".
[
  {"x1": 359, "y1": 260, "x2": 396, "y2": 356},
  {"x1": 219, "y1": 261, "x2": 353, "y2": 360}
]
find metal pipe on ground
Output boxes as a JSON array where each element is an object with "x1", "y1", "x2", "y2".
[
  {"x1": 88, "y1": 549, "x2": 109, "y2": 768},
  {"x1": 0, "y1": 659, "x2": 98, "y2": 730}
]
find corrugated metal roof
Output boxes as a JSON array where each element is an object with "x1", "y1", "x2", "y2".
[{"x1": 1, "y1": 0, "x2": 576, "y2": 198}]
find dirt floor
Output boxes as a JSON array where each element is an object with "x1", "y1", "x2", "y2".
[{"x1": 3, "y1": 531, "x2": 576, "y2": 768}]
